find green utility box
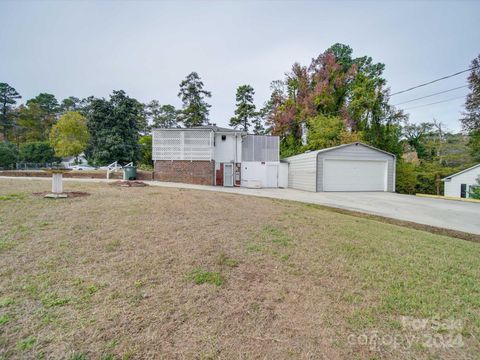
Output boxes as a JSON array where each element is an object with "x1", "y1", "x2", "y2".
[{"x1": 123, "y1": 165, "x2": 137, "y2": 180}]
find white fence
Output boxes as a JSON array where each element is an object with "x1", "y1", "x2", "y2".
[{"x1": 152, "y1": 129, "x2": 213, "y2": 161}]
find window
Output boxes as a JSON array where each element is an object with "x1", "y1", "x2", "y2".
[{"x1": 221, "y1": 135, "x2": 226, "y2": 141}]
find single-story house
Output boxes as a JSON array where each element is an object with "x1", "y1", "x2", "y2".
[
  {"x1": 60, "y1": 153, "x2": 88, "y2": 168},
  {"x1": 442, "y1": 163, "x2": 480, "y2": 198},
  {"x1": 283, "y1": 142, "x2": 396, "y2": 192},
  {"x1": 152, "y1": 125, "x2": 281, "y2": 187}
]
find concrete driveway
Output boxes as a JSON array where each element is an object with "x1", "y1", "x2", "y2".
[
  {"x1": 140, "y1": 182, "x2": 480, "y2": 235},
  {"x1": 1, "y1": 176, "x2": 479, "y2": 234},
  {"x1": 232, "y1": 189, "x2": 480, "y2": 235}
]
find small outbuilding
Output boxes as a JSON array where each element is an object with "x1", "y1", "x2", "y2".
[
  {"x1": 442, "y1": 163, "x2": 480, "y2": 198},
  {"x1": 283, "y1": 142, "x2": 396, "y2": 192}
]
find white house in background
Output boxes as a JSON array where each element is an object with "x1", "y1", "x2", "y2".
[
  {"x1": 442, "y1": 164, "x2": 480, "y2": 198},
  {"x1": 61, "y1": 153, "x2": 88, "y2": 168},
  {"x1": 152, "y1": 125, "x2": 281, "y2": 187}
]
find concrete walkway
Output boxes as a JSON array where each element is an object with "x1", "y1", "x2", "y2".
[{"x1": 1, "y1": 176, "x2": 479, "y2": 235}]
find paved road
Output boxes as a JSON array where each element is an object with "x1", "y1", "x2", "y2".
[{"x1": 1, "y1": 176, "x2": 479, "y2": 235}]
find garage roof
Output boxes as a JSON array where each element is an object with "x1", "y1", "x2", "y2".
[{"x1": 284, "y1": 142, "x2": 396, "y2": 160}]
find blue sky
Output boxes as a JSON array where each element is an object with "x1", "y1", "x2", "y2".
[{"x1": 1, "y1": 0, "x2": 479, "y2": 132}]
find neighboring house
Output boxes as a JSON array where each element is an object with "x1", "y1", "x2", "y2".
[
  {"x1": 61, "y1": 153, "x2": 88, "y2": 168},
  {"x1": 442, "y1": 164, "x2": 480, "y2": 198},
  {"x1": 283, "y1": 142, "x2": 396, "y2": 192},
  {"x1": 152, "y1": 125, "x2": 281, "y2": 187}
]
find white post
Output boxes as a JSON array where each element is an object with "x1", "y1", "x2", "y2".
[{"x1": 52, "y1": 173, "x2": 63, "y2": 194}]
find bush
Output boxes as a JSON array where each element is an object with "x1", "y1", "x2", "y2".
[
  {"x1": 395, "y1": 160, "x2": 417, "y2": 194},
  {"x1": 469, "y1": 176, "x2": 480, "y2": 199},
  {"x1": 137, "y1": 163, "x2": 153, "y2": 171},
  {"x1": 19, "y1": 142, "x2": 57, "y2": 163},
  {"x1": 138, "y1": 135, "x2": 152, "y2": 167},
  {"x1": 0, "y1": 142, "x2": 18, "y2": 170}
]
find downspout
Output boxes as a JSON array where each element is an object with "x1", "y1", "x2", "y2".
[{"x1": 235, "y1": 133, "x2": 238, "y2": 164}]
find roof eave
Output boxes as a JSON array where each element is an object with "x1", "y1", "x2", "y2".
[{"x1": 441, "y1": 163, "x2": 480, "y2": 180}]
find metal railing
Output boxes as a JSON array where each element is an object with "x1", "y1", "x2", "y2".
[{"x1": 106, "y1": 161, "x2": 122, "y2": 179}]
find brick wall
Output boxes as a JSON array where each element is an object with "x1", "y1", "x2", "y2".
[{"x1": 154, "y1": 160, "x2": 215, "y2": 185}]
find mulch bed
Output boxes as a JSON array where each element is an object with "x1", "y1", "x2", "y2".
[
  {"x1": 109, "y1": 180, "x2": 149, "y2": 187},
  {"x1": 32, "y1": 191, "x2": 91, "y2": 198}
]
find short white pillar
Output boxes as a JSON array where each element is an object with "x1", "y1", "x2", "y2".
[{"x1": 52, "y1": 173, "x2": 63, "y2": 194}]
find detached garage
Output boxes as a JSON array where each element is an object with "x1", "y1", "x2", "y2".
[{"x1": 283, "y1": 142, "x2": 396, "y2": 192}]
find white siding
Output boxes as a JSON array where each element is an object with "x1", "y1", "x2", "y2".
[
  {"x1": 241, "y1": 161, "x2": 280, "y2": 188},
  {"x1": 284, "y1": 151, "x2": 318, "y2": 192},
  {"x1": 213, "y1": 133, "x2": 241, "y2": 163},
  {"x1": 278, "y1": 163, "x2": 289, "y2": 188},
  {"x1": 444, "y1": 166, "x2": 480, "y2": 198}
]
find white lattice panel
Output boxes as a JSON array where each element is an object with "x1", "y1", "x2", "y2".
[{"x1": 152, "y1": 129, "x2": 213, "y2": 160}]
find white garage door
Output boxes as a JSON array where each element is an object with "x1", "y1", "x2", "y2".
[{"x1": 323, "y1": 159, "x2": 387, "y2": 191}]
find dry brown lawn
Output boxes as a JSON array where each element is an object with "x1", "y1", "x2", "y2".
[{"x1": 0, "y1": 179, "x2": 479, "y2": 359}]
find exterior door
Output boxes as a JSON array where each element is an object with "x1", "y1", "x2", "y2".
[
  {"x1": 266, "y1": 164, "x2": 278, "y2": 187},
  {"x1": 461, "y1": 184, "x2": 467, "y2": 198},
  {"x1": 223, "y1": 163, "x2": 234, "y2": 187}
]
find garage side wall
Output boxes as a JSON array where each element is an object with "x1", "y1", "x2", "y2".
[
  {"x1": 284, "y1": 152, "x2": 318, "y2": 192},
  {"x1": 316, "y1": 144, "x2": 395, "y2": 192}
]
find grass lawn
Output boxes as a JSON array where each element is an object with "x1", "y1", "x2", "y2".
[{"x1": 0, "y1": 179, "x2": 479, "y2": 359}]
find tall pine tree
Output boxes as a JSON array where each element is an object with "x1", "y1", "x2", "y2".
[
  {"x1": 0, "y1": 83, "x2": 21, "y2": 140},
  {"x1": 462, "y1": 55, "x2": 480, "y2": 160},
  {"x1": 229, "y1": 85, "x2": 257, "y2": 132},
  {"x1": 177, "y1": 72, "x2": 211, "y2": 127}
]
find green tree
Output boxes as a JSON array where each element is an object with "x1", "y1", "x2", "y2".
[
  {"x1": 178, "y1": 72, "x2": 211, "y2": 127},
  {"x1": 23, "y1": 93, "x2": 60, "y2": 141},
  {"x1": 60, "y1": 96, "x2": 81, "y2": 113},
  {"x1": 307, "y1": 115, "x2": 345, "y2": 150},
  {"x1": 402, "y1": 121, "x2": 433, "y2": 159},
  {"x1": 469, "y1": 131, "x2": 480, "y2": 161},
  {"x1": 26, "y1": 93, "x2": 59, "y2": 117},
  {"x1": 461, "y1": 54, "x2": 480, "y2": 160},
  {"x1": 16, "y1": 103, "x2": 48, "y2": 142},
  {"x1": 252, "y1": 115, "x2": 266, "y2": 135},
  {"x1": 229, "y1": 85, "x2": 257, "y2": 132},
  {"x1": 266, "y1": 44, "x2": 406, "y2": 157},
  {"x1": 85, "y1": 90, "x2": 141, "y2": 164},
  {"x1": 147, "y1": 101, "x2": 178, "y2": 129},
  {"x1": 0, "y1": 142, "x2": 18, "y2": 169},
  {"x1": 135, "y1": 103, "x2": 149, "y2": 136},
  {"x1": 50, "y1": 111, "x2": 90, "y2": 160},
  {"x1": 0, "y1": 83, "x2": 21, "y2": 140},
  {"x1": 19, "y1": 142, "x2": 57, "y2": 163}
]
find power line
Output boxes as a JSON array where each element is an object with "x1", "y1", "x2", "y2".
[
  {"x1": 393, "y1": 85, "x2": 468, "y2": 106},
  {"x1": 403, "y1": 95, "x2": 465, "y2": 111},
  {"x1": 390, "y1": 65, "x2": 479, "y2": 96}
]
